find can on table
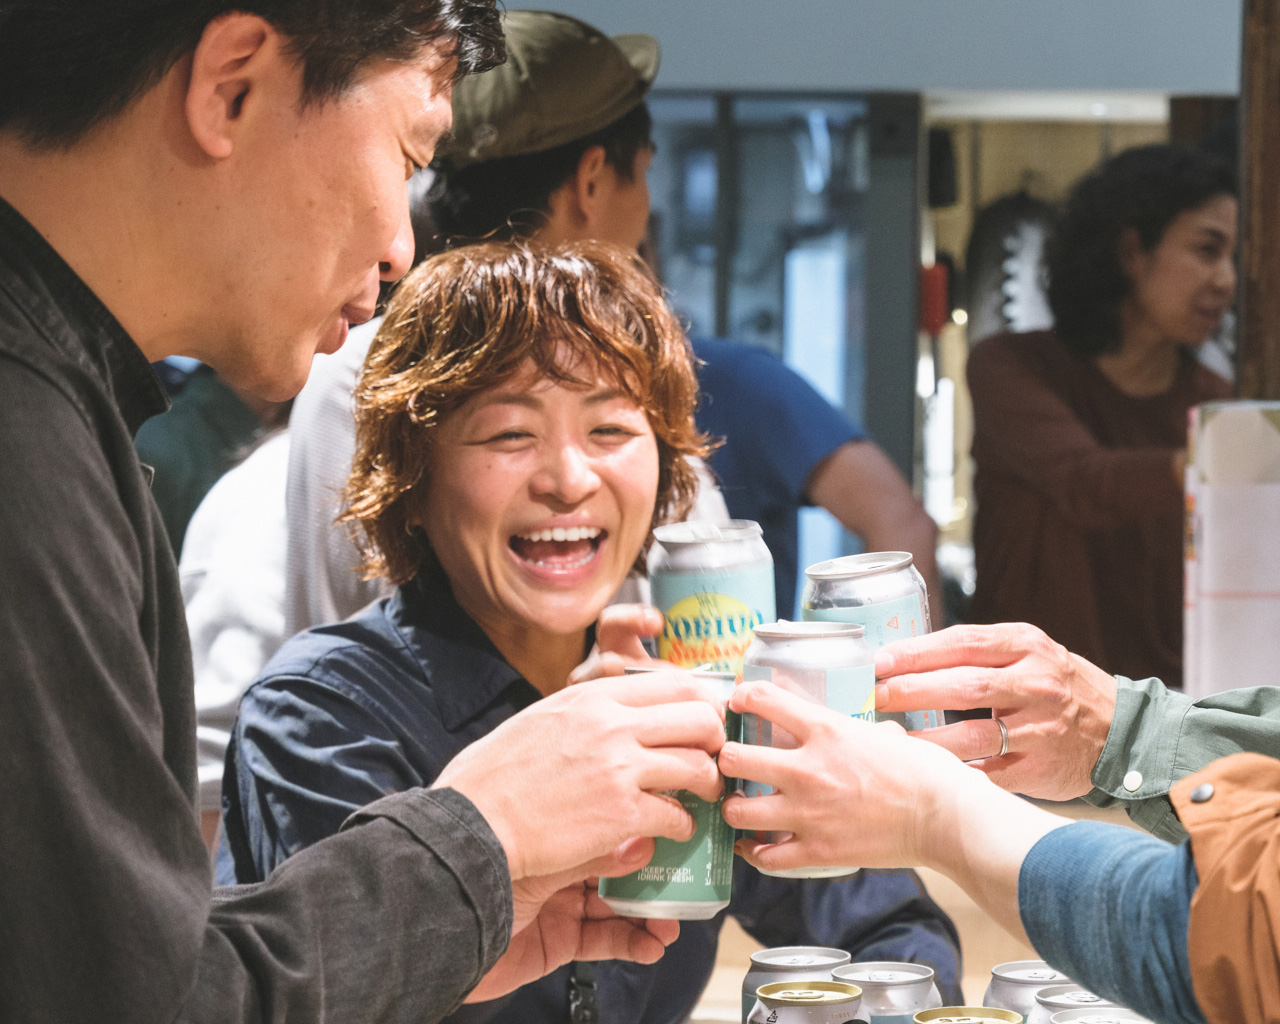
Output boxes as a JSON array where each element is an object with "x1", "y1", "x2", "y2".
[
  {"x1": 833, "y1": 962, "x2": 944, "y2": 1023},
  {"x1": 650, "y1": 520, "x2": 775, "y2": 676},
  {"x1": 738, "y1": 620, "x2": 873, "y2": 877},
  {"x1": 1047, "y1": 1012, "x2": 1152, "y2": 1024},
  {"x1": 1026, "y1": 986, "x2": 1118, "y2": 1024},
  {"x1": 748, "y1": 981, "x2": 867, "y2": 1024},
  {"x1": 741, "y1": 947, "x2": 853, "y2": 1023},
  {"x1": 799, "y1": 552, "x2": 942, "y2": 731},
  {"x1": 983, "y1": 961, "x2": 1071, "y2": 1020},
  {"x1": 913, "y1": 1010, "x2": 1020, "y2": 1024},
  {"x1": 598, "y1": 669, "x2": 737, "y2": 920}
]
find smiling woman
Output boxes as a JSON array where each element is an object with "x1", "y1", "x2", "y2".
[{"x1": 338, "y1": 241, "x2": 709, "y2": 693}]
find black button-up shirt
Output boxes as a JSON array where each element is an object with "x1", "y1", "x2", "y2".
[
  {"x1": 0, "y1": 195, "x2": 512, "y2": 1023},
  {"x1": 221, "y1": 561, "x2": 964, "y2": 1024}
]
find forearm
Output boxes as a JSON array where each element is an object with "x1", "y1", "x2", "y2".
[
  {"x1": 188, "y1": 789, "x2": 513, "y2": 1024},
  {"x1": 922, "y1": 772, "x2": 1069, "y2": 943}
]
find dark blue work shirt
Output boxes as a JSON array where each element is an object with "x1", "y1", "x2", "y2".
[
  {"x1": 694, "y1": 339, "x2": 864, "y2": 617},
  {"x1": 221, "y1": 563, "x2": 962, "y2": 1024}
]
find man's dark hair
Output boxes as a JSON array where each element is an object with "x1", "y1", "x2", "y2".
[
  {"x1": 0, "y1": 0, "x2": 504, "y2": 148},
  {"x1": 427, "y1": 102, "x2": 652, "y2": 244},
  {"x1": 1045, "y1": 143, "x2": 1237, "y2": 356}
]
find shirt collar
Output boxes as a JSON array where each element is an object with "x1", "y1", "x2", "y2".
[
  {"x1": 0, "y1": 194, "x2": 168, "y2": 435},
  {"x1": 387, "y1": 558, "x2": 534, "y2": 732}
]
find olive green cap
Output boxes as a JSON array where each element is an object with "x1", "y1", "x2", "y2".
[{"x1": 436, "y1": 9, "x2": 659, "y2": 171}]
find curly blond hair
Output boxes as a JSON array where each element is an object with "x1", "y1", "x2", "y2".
[{"x1": 342, "y1": 240, "x2": 712, "y2": 585}]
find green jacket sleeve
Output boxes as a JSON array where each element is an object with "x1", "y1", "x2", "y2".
[{"x1": 1083, "y1": 676, "x2": 1280, "y2": 843}]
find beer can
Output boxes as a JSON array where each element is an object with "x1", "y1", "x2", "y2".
[
  {"x1": 1025, "y1": 986, "x2": 1118, "y2": 1024},
  {"x1": 833, "y1": 962, "x2": 944, "y2": 1023},
  {"x1": 741, "y1": 947, "x2": 852, "y2": 1024},
  {"x1": 739, "y1": 620, "x2": 873, "y2": 878},
  {"x1": 598, "y1": 672, "x2": 736, "y2": 920},
  {"x1": 650, "y1": 520, "x2": 775, "y2": 676},
  {"x1": 982, "y1": 961, "x2": 1070, "y2": 1020},
  {"x1": 914, "y1": 1010, "x2": 1020, "y2": 1024},
  {"x1": 800, "y1": 552, "x2": 942, "y2": 731},
  {"x1": 1047, "y1": 1012, "x2": 1152, "y2": 1024},
  {"x1": 748, "y1": 981, "x2": 866, "y2": 1024}
]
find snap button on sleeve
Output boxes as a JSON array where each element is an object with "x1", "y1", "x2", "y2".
[
  {"x1": 1189, "y1": 783, "x2": 1215, "y2": 804},
  {"x1": 1123, "y1": 770, "x2": 1143, "y2": 792}
]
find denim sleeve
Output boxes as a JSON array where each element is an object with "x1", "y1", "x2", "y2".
[
  {"x1": 731, "y1": 861, "x2": 964, "y2": 1003},
  {"x1": 1018, "y1": 821, "x2": 1206, "y2": 1024}
]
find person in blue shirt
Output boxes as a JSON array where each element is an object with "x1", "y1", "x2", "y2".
[
  {"x1": 222, "y1": 240, "x2": 962, "y2": 1024},
  {"x1": 693, "y1": 337, "x2": 939, "y2": 618}
]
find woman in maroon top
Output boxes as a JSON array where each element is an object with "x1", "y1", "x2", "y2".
[{"x1": 968, "y1": 145, "x2": 1236, "y2": 690}]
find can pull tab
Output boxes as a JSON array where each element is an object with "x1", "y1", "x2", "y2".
[{"x1": 774, "y1": 989, "x2": 826, "y2": 1002}]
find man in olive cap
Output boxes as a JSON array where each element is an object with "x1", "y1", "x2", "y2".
[{"x1": 256, "y1": 10, "x2": 962, "y2": 1024}]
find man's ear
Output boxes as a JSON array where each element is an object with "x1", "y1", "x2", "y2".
[
  {"x1": 185, "y1": 13, "x2": 277, "y2": 160},
  {"x1": 1117, "y1": 226, "x2": 1147, "y2": 279},
  {"x1": 568, "y1": 145, "x2": 610, "y2": 219}
]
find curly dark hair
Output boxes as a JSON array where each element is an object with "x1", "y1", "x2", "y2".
[
  {"x1": 343, "y1": 240, "x2": 710, "y2": 586},
  {"x1": 1045, "y1": 144, "x2": 1237, "y2": 356},
  {"x1": 0, "y1": 0, "x2": 504, "y2": 148}
]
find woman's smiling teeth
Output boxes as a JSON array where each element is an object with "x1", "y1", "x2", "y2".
[
  {"x1": 509, "y1": 527, "x2": 605, "y2": 571},
  {"x1": 516, "y1": 526, "x2": 603, "y2": 543}
]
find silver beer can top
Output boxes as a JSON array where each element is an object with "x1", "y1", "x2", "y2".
[
  {"x1": 805, "y1": 551, "x2": 914, "y2": 580},
  {"x1": 1035, "y1": 985, "x2": 1116, "y2": 1011},
  {"x1": 751, "y1": 946, "x2": 851, "y2": 970},
  {"x1": 992, "y1": 960, "x2": 1070, "y2": 985},
  {"x1": 835, "y1": 961, "x2": 936, "y2": 986},
  {"x1": 753, "y1": 620, "x2": 866, "y2": 640},
  {"x1": 1048, "y1": 1013, "x2": 1153, "y2": 1024},
  {"x1": 653, "y1": 520, "x2": 763, "y2": 546}
]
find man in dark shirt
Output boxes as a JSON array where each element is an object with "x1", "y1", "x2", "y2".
[{"x1": 0, "y1": 3, "x2": 731, "y2": 1021}]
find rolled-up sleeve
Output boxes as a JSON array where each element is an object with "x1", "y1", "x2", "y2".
[{"x1": 1085, "y1": 676, "x2": 1280, "y2": 842}]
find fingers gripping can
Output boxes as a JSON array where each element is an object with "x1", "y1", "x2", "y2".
[
  {"x1": 800, "y1": 552, "x2": 943, "y2": 731},
  {"x1": 598, "y1": 671, "x2": 737, "y2": 920},
  {"x1": 833, "y1": 962, "x2": 944, "y2": 1023},
  {"x1": 739, "y1": 621, "x2": 873, "y2": 878},
  {"x1": 983, "y1": 961, "x2": 1070, "y2": 1020},
  {"x1": 650, "y1": 520, "x2": 776, "y2": 675},
  {"x1": 748, "y1": 981, "x2": 867, "y2": 1024},
  {"x1": 741, "y1": 947, "x2": 852, "y2": 1023},
  {"x1": 1026, "y1": 986, "x2": 1119, "y2": 1024}
]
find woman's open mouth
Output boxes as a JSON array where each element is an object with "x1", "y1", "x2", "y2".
[{"x1": 509, "y1": 526, "x2": 606, "y2": 572}]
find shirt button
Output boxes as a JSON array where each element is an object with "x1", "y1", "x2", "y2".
[
  {"x1": 1123, "y1": 770, "x2": 1143, "y2": 792},
  {"x1": 1190, "y1": 783, "x2": 1215, "y2": 804}
]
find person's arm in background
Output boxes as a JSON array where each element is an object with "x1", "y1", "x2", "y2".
[
  {"x1": 718, "y1": 683, "x2": 1211, "y2": 1024},
  {"x1": 873, "y1": 623, "x2": 1280, "y2": 842},
  {"x1": 806, "y1": 440, "x2": 942, "y2": 625},
  {"x1": 968, "y1": 336, "x2": 1183, "y2": 531}
]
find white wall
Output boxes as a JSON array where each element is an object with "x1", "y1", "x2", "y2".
[{"x1": 547, "y1": 0, "x2": 1242, "y2": 95}]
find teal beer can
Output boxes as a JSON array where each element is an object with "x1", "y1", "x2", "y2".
[
  {"x1": 600, "y1": 523, "x2": 774, "y2": 919},
  {"x1": 649, "y1": 520, "x2": 775, "y2": 676},
  {"x1": 598, "y1": 671, "x2": 737, "y2": 920},
  {"x1": 800, "y1": 552, "x2": 943, "y2": 732}
]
